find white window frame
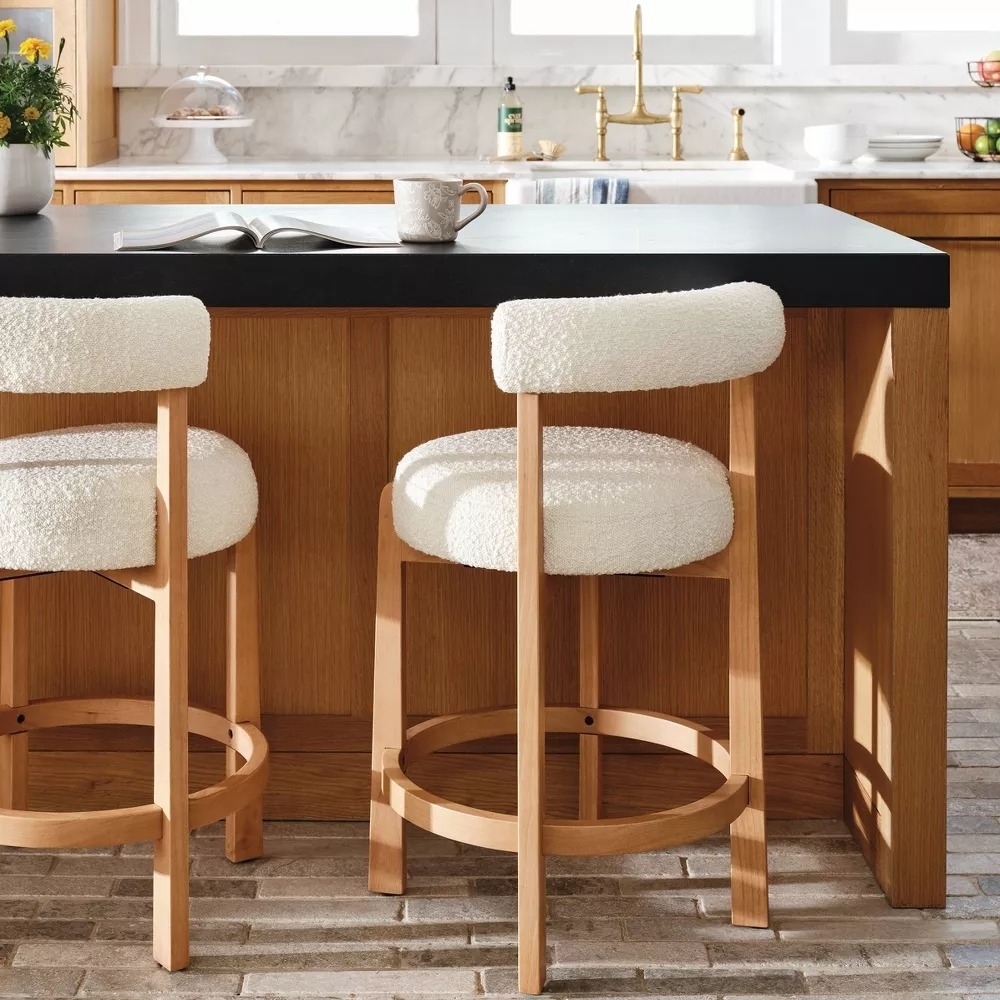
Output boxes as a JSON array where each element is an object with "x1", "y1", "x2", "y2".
[
  {"x1": 830, "y1": 0, "x2": 999, "y2": 64},
  {"x1": 158, "y1": 0, "x2": 438, "y2": 65},
  {"x1": 118, "y1": 0, "x2": 1000, "y2": 84},
  {"x1": 492, "y1": 0, "x2": 773, "y2": 66}
]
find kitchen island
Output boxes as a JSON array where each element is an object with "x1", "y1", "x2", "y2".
[{"x1": 0, "y1": 203, "x2": 949, "y2": 908}]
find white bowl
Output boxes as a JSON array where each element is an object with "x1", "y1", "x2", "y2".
[{"x1": 803, "y1": 123, "x2": 870, "y2": 167}]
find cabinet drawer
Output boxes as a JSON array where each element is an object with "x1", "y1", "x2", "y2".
[
  {"x1": 49, "y1": 189, "x2": 64, "y2": 205},
  {"x1": 242, "y1": 186, "x2": 494, "y2": 205},
  {"x1": 243, "y1": 189, "x2": 395, "y2": 204},
  {"x1": 74, "y1": 189, "x2": 231, "y2": 205},
  {"x1": 855, "y1": 212, "x2": 1000, "y2": 239},
  {"x1": 831, "y1": 188, "x2": 1000, "y2": 217}
]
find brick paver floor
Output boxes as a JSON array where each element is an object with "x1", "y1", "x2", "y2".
[{"x1": 3, "y1": 539, "x2": 1000, "y2": 998}]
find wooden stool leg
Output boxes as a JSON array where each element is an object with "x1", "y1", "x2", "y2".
[
  {"x1": 0, "y1": 581, "x2": 28, "y2": 811},
  {"x1": 369, "y1": 485, "x2": 407, "y2": 895},
  {"x1": 728, "y1": 376, "x2": 769, "y2": 928},
  {"x1": 152, "y1": 388, "x2": 190, "y2": 972},
  {"x1": 517, "y1": 393, "x2": 546, "y2": 995},
  {"x1": 578, "y1": 576, "x2": 601, "y2": 821},
  {"x1": 226, "y1": 526, "x2": 264, "y2": 863}
]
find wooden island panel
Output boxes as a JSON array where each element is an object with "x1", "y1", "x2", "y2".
[{"x1": 3, "y1": 307, "x2": 846, "y2": 820}]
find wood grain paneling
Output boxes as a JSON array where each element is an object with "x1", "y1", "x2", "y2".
[
  {"x1": 829, "y1": 187, "x2": 1000, "y2": 217},
  {"x1": 242, "y1": 191, "x2": 396, "y2": 205},
  {"x1": 191, "y1": 313, "x2": 351, "y2": 715},
  {"x1": 805, "y1": 309, "x2": 845, "y2": 754},
  {"x1": 76, "y1": 0, "x2": 118, "y2": 166},
  {"x1": 844, "y1": 307, "x2": 948, "y2": 907},
  {"x1": 74, "y1": 189, "x2": 232, "y2": 205},
  {"x1": 927, "y1": 240, "x2": 1000, "y2": 467},
  {"x1": 240, "y1": 183, "x2": 501, "y2": 206}
]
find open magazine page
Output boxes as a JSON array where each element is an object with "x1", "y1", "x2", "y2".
[
  {"x1": 114, "y1": 211, "x2": 259, "y2": 251},
  {"x1": 251, "y1": 215, "x2": 399, "y2": 249}
]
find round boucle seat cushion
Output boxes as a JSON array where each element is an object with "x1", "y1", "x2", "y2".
[
  {"x1": 0, "y1": 424, "x2": 258, "y2": 572},
  {"x1": 393, "y1": 426, "x2": 733, "y2": 576}
]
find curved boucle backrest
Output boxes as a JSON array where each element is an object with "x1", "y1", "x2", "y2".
[
  {"x1": 491, "y1": 282, "x2": 786, "y2": 393},
  {"x1": 0, "y1": 296, "x2": 211, "y2": 393}
]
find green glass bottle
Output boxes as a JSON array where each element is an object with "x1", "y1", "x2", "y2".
[{"x1": 497, "y1": 76, "x2": 523, "y2": 157}]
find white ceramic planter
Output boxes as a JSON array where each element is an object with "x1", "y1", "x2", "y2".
[{"x1": 0, "y1": 144, "x2": 55, "y2": 215}]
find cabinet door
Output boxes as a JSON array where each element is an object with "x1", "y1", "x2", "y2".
[
  {"x1": 832, "y1": 190, "x2": 1000, "y2": 489},
  {"x1": 74, "y1": 189, "x2": 231, "y2": 205},
  {"x1": 243, "y1": 189, "x2": 395, "y2": 205},
  {"x1": 863, "y1": 218, "x2": 1000, "y2": 477},
  {"x1": 925, "y1": 238, "x2": 1000, "y2": 474}
]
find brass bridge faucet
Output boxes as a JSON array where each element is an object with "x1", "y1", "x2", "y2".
[{"x1": 575, "y1": 4, "x2": 703, "y2": 162}]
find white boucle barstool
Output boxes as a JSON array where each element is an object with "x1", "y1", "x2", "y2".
[
  {"x1": 368, "y1": 281, "x2": 787, "y2": 994},
  {"x1": 0, "y1": 296, "x2": 268, "y2": 972}
]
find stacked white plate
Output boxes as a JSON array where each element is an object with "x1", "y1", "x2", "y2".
[{"x1": 867, "y1": 134, "x2": 943, "y2": 162}]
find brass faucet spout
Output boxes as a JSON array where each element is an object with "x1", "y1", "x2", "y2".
[{"x1": 574, "y1": 4, "x2": 704, "y2": 161}]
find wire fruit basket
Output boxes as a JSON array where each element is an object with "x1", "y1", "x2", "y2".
[
  {"x1": 969, "y1": 61, "x2": 1000, "y2": 87},
  {"x1": 956, "y1": 117, "x2": 1000, "y2": 162}
]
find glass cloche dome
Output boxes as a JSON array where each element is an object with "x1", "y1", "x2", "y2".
[{"x1": 154, "y1": 67, "x2": 245, "y2": 121}]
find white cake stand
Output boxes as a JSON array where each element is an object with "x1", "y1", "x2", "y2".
[{"x1": 151, "y1": 117, "x2": 254, "y2": 165}]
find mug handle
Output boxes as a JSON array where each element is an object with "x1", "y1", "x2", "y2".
[{"x1": 454, "y1": 182, "x2": 489, "y2": 231}]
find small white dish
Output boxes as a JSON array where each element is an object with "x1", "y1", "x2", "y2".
[
  {"x1": 867, "y1": 135, "x2": 942, "y2": 162},
  {"x1": 803, "y1": 123, "x2": 870, "y2": 167},
  {"x1": 869, "y1": 150, "x2": 940, "y2": 162},
  {"x1": 869, "y1": 134, "x2": 944, "y2": 144}
]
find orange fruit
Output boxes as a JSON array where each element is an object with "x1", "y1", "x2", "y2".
[{"x1": 959, "y1": 122, "x2": 987, "y2": 152}]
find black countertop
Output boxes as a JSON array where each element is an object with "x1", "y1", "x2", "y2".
[{"x1": 0, "y1": 203, "x2": 948, "y2": 309}]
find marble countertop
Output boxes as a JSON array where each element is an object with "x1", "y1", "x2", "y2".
[{"x1": 53, "y1": 156, "x2": 1000, "y2": 183}]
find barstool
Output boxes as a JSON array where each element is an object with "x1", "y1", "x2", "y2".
[
  {"x1": 0, "y1": 296, "x2": 269, "y2": 971},
  {"x1": 368, "y1": 282, "x2": 786, "y2": 993}
]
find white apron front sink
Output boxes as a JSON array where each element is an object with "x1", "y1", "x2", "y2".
[{"x1": 505, "y1": 162, "x2": 817, "y2": 206}]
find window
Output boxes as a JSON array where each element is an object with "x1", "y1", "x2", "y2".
[
  {"x1": 496, "y1": 0, "x2": 770, "y2": 65},
  {"x1": 508, "y1": 0, "x2": 756, "y2": 37},
  {"x1": 834, "y1": 0, "x2": 1000, "y2": 62},
  {"x1": 160, "y1": 0, "x2": 435, "y2": 64},
  {"x1": 846, "y1": 0, "x2": 1000, "y2": 32}
]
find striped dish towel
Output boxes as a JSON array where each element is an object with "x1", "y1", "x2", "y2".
[{"x1": 535, "y1": 177, "x2": 630, "y2": 204}]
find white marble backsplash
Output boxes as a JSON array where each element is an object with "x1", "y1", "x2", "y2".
[{"x1": 118, "y1": 86, "x2": 1000, "y2": 162}]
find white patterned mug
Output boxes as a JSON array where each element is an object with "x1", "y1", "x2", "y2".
[{"x1": 393, "y1": 176, "x2": 489, "y2": 243}]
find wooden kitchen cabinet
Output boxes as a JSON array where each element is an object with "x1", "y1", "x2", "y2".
[
  {"x1": 243, "y1": 188, "x2": 395, "y2": 204},
  {"x1": 3, "y1": 0, "x2": 117, "y2": 166},
  {"x1": 55, "y1": 179, "x2": 506, "y2": 208},
  {"x1": 240, "y1": 182, "x2": 501, "y2": 205},
  {"x1": 822, "y1": 182, "x2": 1000, "y2": 496},
  {"x1": 73, "y1": 188, "x2": 231, "y2": 205}
]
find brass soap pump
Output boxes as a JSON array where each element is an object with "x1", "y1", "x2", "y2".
[{"x1": 729, "y1": 107, "x2": 750, "y2": 161}]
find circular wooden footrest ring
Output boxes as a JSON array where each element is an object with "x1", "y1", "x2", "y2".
[
  {"x1": 0, "y1": 697, "x2": 269, "y2": 850},
  {"x1": 382, "y1": 706, "x2": 749, "y2": 857}
]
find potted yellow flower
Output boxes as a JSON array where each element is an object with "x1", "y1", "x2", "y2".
[{"x1": 0, "y1": 20, "x2": 77, "y2": 215}]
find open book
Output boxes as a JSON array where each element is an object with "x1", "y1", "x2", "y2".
[{"x1": 113, "y1": 211, "x2": 399, "y2": 251}]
